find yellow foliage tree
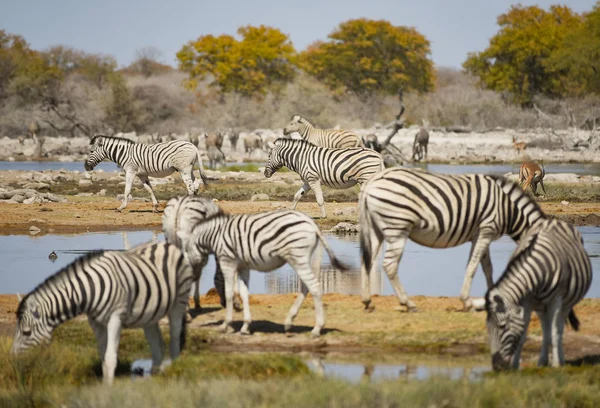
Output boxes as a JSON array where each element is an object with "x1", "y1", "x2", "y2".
[
  {"x1": 299, "y1": 18, "x2": 434, "y2": 98},
  {"x1": 177, "y1": 25, "x2": 297, "y2": 97}
]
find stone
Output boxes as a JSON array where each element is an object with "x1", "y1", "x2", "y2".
[
  {"x1": 29, "y1": 225, "x2": 41, "y2": 233},
  {"x1": 250, "y1": 193, "x2": 270, "y2": 202},
  {"x1": 328, "y1": 222, "x2": 360, "y2": 234},
  {"x1": 561, "y1": 200, "x2": 570, "y2": 205},
  {"x1": 98, "y1": 189, "x2": 107, "y2": 196},
  {"x1": 78, "y1": 179, "x2": 92, "y2": 186}
]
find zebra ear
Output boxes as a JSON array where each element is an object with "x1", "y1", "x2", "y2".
[
  {"x1": 492, "y1": 295, "x2": 506, "y2": 314},
  {"x1": 267, "y1": 142, "x2": 276, "y2": 150},
  {"x1": 16, "y1": 293, "x2": 22, "y2": 303}
]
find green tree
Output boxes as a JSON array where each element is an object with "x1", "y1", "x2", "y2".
[
  {"x1": 177, "y1": 25, "x2": 297, "y2": 96},
  {"x1": 300, "y1": 18, "x2": 434, "y2": 98},
  {"x1": 463, "y1": 5, "x2": 582, "y2": 106}
]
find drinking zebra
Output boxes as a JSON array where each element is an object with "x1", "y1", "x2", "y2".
[
  {"x1": 177, "y1": 205, "x2": 348, "y2": 337},
  {"x1": 84, "y1": 135, "x2": 209, "y2": 212},
  {"x1": 412, "y1": 128, "x2": 429, "y2": 162},
  {"x1": 264, "y1": 138, "x2": 385, "y2": 218},
  {"x1": 162, "y1": 195, "x2": 240, "y2": 311},
  {"x1": 476, "y1": 219, "x2": 591, "y2": 370},
  {"x1": 359, "y1": 167, "x2": 547, "y2": 312},
  {"x1": 518, "y1": 162, "x2": 546, "y2": 196},
  {"x1": 283, "y1": 115, "x2": 363, "y2": 148},
  {"x1": 11, "y1": 241, "x2": 194, "y2": 385}
]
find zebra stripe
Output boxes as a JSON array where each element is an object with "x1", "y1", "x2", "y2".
[
  {"x1": 264, "y1": 138, "x2": 385, "y2": 217},
  {"x1": 12, "y1": 241, "x2": 194, "y2": 385},
  {"x1": 359, "y1": 167, "x2": 547, "y2": 311},
  {"x1": 483, "y1": 218, "x2": 592, "y2": 370},
  {"x1": 177, "y1": 205, "x2": 348, "y2": 337},
  {"x1": 283, "y1": 115, "x2": 363, "y2": 148},
  {"x1": 84, "y1": 135, "x2": 208, "y2": 212}
]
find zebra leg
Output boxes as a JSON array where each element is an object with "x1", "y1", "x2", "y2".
[
  {"x1": 103, "y1": 313, "x2": 123, "y2": 385},
  {"x1": 143, "y1": 323, "x2": 165, "y2": 374},
  {"x1": 138, "y1": 175, "x2": 159, "y2": 212},
  {"x1": 168, "y1": 302, "x2": 188, "y2": 361},
  {"x1": 480, "y1": 249, "x2": 494, "y2": 289},
  {"x1": 308, "y1": 179, "x2": 327, "y2": 218},
  {"x1": 284, "y1": 281, "x2": 308, "y2": 333},
  {"x1": 460, "y1": 234, "x2": 494, "y2": 311},
  {"x1": 179, "y1": 166, "x2": 197, "y2": 195},
  {"x1": 538, "y1": 311, "x2": 551, "y2": 366},
  {"x1": 291, "y1": 182, "x2": 311, "y2": 210},
  {"x1": 512, "y1": 306, "x2": 532, "y2": 369},
  {"x1": 360, "y1": 228, "x2": 384, "y2": 311},
  {"x1": 219, "y1": 259, "x2": 237, "y2": 334},
  {"x1": 117, "y1": 171, "x2": 136, "y2": 211},
  {"x1": 88, "y1": 317, "x2": 107, "y2": 362},
  {"x1": 382, "y1": 234, "x2": 417, "y2": 311},
  {"x1": 549, "y1": 298, "x2": 566, "y2": 367},
  {"x1": 238, "y1": 268, "x2": 252, "y2": 335}
]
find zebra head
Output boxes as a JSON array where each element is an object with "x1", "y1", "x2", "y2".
[
  {"x1": 176, "y1": 229, "x2": 209, "y2": 271},
  {"x1": 264, "y1": 140, "x2": 284, "y2": 178},
  {"x1": 12, "y1": 295, "x2": 52, "y2": 354},
  {"x1": 484, "y1": 290, "x2": 526, "y2": 371},
  {"x1": 283, "y1": 114, "x2": 309, "y2": 136},
  {"x1": 85, "y1": 136, "x2": 108, "y2": 171}
]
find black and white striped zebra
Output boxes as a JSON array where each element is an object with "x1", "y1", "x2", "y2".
[
  {"x1": 359, "y1": 167, "x2": 547, "y2": 312},
  {"x1": 283, "y1": 115, "x2": 363, "y2": 148},
  {"x1": 162, "y1": 195, "x2": 240, "y2": 311},
  {"x1": 177, "y1": 204, "x2": 348, "y2": 337},
  {"x1": 477, "y1": 218, "x2": 592, "y2": 370},
  {"x1": 264, "y1": 138, "x2": 385, "y2": 217},
  {"x1": 11, "y1": 241, "x2": 194, "y2": 385},
  {"x1": 84, "y1": 135, "x2": 209, "y2": 212}
]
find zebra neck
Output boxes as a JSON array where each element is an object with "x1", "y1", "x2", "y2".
[
  {"x1": 299, "y1": 123, "x2": 313, "y2": 138},
  {"x1": 280, "y1": 144, "x2": 310, "y2": 173},
  {"x1": 31, "y1": 282, "x2": 85, "y2": 328},
  {"x1": 194, "y1": 217, "x2": 227, "y2": 254},
  {"x1": 494, "y1": 266, "x2": 537, "y2": 305},
  {"x1": 106, "y1": 141, "x2": 134, "y2": 168}
]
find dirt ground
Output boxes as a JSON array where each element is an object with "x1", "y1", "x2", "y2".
[{"x1": 1, "y1": 197, "x2": 599, "y2": 234}]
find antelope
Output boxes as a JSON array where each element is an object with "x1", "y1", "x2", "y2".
[
  {"x1": 518, "y1": 162, "x2": 546, "y2": 195},
  {"x1": 512, "y1": 136, "x2": 527, "y2": 154}
]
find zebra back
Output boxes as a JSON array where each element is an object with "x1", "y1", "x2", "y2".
[{"x1": 283, "y1": 115, "x2": 362, "y2": 148}]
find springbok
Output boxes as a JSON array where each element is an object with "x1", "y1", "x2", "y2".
[
  {"x1": 512, "y1": 136, "x2": 527, "y2": 154},
  {"x1": 518, "y1": 162, "x2": 546, "y2": 195}
]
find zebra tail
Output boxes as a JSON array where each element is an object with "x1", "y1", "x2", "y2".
[
  {"x1": 195, "y1": 149, "x2": 209, "y2": 187},
  {"x1": 568, "y1": 310, "x2": 580, "y2": 331},
  {"x1": 179, "y1": 312, "x2": 188, "y2": 351},
  {"x1": 316, "y1": 230, "x2": 349, "y2": 272}
]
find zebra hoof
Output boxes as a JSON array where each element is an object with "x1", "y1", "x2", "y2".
[
  {"x1": 364, "y1": 306, "x2": 376, "y2": 313},
  {"x1": 220, "y1": 323, "x2": 234, "y2": 334},
  {"x1": 284, "y1": 323, "x2": 292, "y2": 332},
  {"x1": 240, "y1": 329, "x2": 252, "y2": 336},
  {"x1": 407, "y1": 306, "x2": 418, "y2": 313},
  {"x1": 310, "y1": 329, "x2": 321, "y2": 338}
]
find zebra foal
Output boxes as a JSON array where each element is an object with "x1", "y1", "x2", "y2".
[
  {"x1": 177, "y1": 204, "x2": 348, "y2": 337},
  {"x1": 283, "y1": 115, "x2": 363, "y2": 148},
  {"x1": 359, "y1": 167, "x2": 547, "y2": 312},
  {"x1": 84, "y1": 135, "x2": 209, "y2": 212},
  {"x1": 12, "y1": 241, "x2": 194, "y2": 385},
  {"x1": 264, "y1": 138, "x2": 384, "y2": 218},
  {"x1": 476, "y1": 219, "x2": 592, "y2": 370}
]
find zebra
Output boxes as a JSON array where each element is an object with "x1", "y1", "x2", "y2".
[
  {"x1": 264, "y1": 138, "x2": 385, "y2": 218},
  {"x1": 283, "y1": 115, "x2": 363, "y2": 148},
  {"x1": 11, "y1": 241, "x2": 194, "y2": 385},
  {"x1": 162, "y1": 195, "x2": 241, "y2": 311},
  {"x1": 84, "y1": 135, "x2": 209, "y2": 212},
  {"x1": 475, "y1": 218, "x2": 592, "y2": 370},
  {"x1": 176, "y1": 205, "x2": 349, "y2": 337},
  {"x1": 359, "y1": 167, "x2": 547, "y2": 312},
  {"x1": 412, "y1": 128, "x2": 429, "y2": 162},
  {"x1": 518, "y1": 162, "x2": 546, "y2": 196}
]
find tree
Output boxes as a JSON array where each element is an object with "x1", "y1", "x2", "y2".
[
  {"x1": 177, "y1": 25, "x2": 297, "y2": 96},
  {"x1": 127, "y1": 46, "x2": 172, "y2": 77},
  {"x1": 463, "y1": 5, "x2": 582, "y2": 106},
  {"x1": 299, "y1": 19, "x2": 434, "y2": 98}
]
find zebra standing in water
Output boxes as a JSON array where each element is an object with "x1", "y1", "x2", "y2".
[
  {"x1": 12, "y1": 241, "x2": 194, "y2": 385},
  {"x1": 264, "y1": 138, "x2": 384, "y2": 217},
  {"x1": 476, "y1": 219, "x2": 591, "y2": 370},
  {"x1": 283, "y1": 115, "x2": 363, "y2": 148},
  {"x1": 359, "y1": 167, "x2": 547, "y2": 312},
  {"x1": 162, "y1": 195, "x2": 241, "y2": 311},
  {"x1": 177, "y1": 204, "x2": 348, "y2": 337},
  {"x1": 84, "y1": 135, "x2": 209, "y2": 212}
]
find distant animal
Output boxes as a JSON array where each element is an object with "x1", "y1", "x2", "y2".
[
  {"x1": 177, "y1": 205, "x2": 348, "y2": 337},
  {"x1": 518, "y1": 162, "x2": 546, "y2": 195},
  {"x1": 207, "y1": 145, "x2": 225, "y2": 169},
  {"x1": 226, "y1": 130, "x2": 239, "y2": 152},
  {"x1": 84, "y1": 135, "x2": 208, "y2": 212},
  {"x1": 477, "y1": 219, "x2": 591, "y2": 370},
  {"x1": 359, "y1": 168, "x2": 547, "y2": 312},
  {"x1": 11, "y1": 242, "x2": 194, "y2": 385},
  {"x1": 412, "y1": 128, "x2": 429, "y2": 162},
  {"x1": 244, "y1": 133, "x2": 263, "y2": 154},
  {"x1": 204, "y1": 133, "x2": 224, "y2": 150},
  {"x1": 264, "y1": 138, "x2": 385, "y2": 218},
  {"x1": 512, "y1": 136, "x2": 527, "y2": 154},
  {"x1": 283, "y1": 114, "x2": 363, "y2": 148},
  {"x1": 48, "y1": 251, "x2": 57, "y2": 262},
  {"x1": 362, "y1": 134, "x2": 382, "y2": 153}
]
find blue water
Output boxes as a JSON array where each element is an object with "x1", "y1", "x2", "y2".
[{"x1": 1, "y1": 228, "x2": 598, "y2": 299}]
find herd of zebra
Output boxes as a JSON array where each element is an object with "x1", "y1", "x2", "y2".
[{"x1": 11, "y1": 114, "x2": 592, "y2": 384}]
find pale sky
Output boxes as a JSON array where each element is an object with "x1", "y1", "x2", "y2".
[{"x1": 1, "y1": 0, "x2": 597, "y2": 69}]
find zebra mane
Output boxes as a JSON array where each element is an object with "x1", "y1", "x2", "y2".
[
  {"x1": 16, "y1": 250, "x2": 107, "y2": 318},
  {"x1": 89, "y1": 135, "x2": 136, "y2": 146},
  {"x1": 190, "y1": 208, "x2": 228, "y2": 228},
  {"x1": 294, "y1": 115, "x2": 313, "y2": 126},
  {"x1": 490, "y1": 233, "x2": 539, "y2": 296},
  {"x1": 486, "y1": 174, "x2": 546, "y2": 216},
  {"x1": 275, "y1": 138, "x2": 314, "y2": 148}
]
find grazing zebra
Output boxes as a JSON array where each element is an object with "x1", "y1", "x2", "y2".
[
  {"x1": 476, "y1": 219, "x2": 591, "y2": 370},
  {"x1": 412, "y1": 128, "x2": 429, "y2": 162},
  {"x1": 283, "y1": 115, "x2": 363, "y2": 148},
  {"x1": 162, "y1": 195, "x2": 240, "y2": 311},
  {"x1": 177, "y1": 206, "x2": 348, "y2": 337},
  {"x1": 84, "y1": 135, "x2": 209, "y2": 212},
  {"x1": 518, "y1": 162, "x2": 546, "y2": 196},
  {"x1": 359, "y1": 167, "x2": 547, "y2": 312},
  {"x1": 264, "y1": 138, "x2": 385, "y2": 218},
  {"x1": 11, "y1": 241, "x2": 194, "y2": 385}
]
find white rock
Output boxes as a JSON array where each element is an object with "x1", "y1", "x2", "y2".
[
  {"x1": 250, "y1": 193, "x2": 270, "y2": 202},
  {"x1": 78, "y1": 179, "x2": 92, "y2": 186},
  {"x1": 561, "y1": 200, "x2": 570, "y2": 205}
]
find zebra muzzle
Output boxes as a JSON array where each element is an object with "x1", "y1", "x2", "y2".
[
  {"x1": 84, "y1": 161, "x2": 94, "y2": 171},
  {"x1": 264, "y1": 168, "x2": 273, "y2": 178}
]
